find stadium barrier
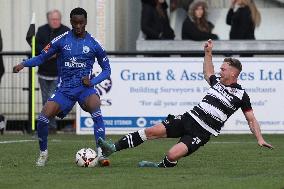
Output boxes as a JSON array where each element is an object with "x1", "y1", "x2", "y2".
[
  {"x1": 0, "y1": 52, "x2": 74, "y2": 133},
  {"x1": 136, "y1": 40, "x2": 284, "y2": 56},
  {"x1": 0, "y1": 44, "x2": 283, "y2": 133},
  {"x1": 0, "y1": 52, "x2": 32, "y2": 132},
  {"x1": 77, "y1": 57, "x2": 284, "y2": 135}
]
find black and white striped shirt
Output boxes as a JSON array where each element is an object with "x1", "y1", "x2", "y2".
[{"x1": 189, "y1": 75, "x2": 252, "y2": 136}]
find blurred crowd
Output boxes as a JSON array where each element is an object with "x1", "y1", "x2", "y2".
[{"x1": 140, "y1": 0, "x2": 261, "y2": 41}]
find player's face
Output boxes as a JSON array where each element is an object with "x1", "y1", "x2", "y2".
[
  {"x1": 219, "y1": 62, "x2": 239, "y2": 84},
  {"x1": 219, "y1": 62, "x2": 232, "y2": 83},
  {"x1": 70, "y1": 15, "x2": 87, "y2": 37}
]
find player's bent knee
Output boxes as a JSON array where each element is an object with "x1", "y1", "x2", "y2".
[
  {"x1": 85, "y1": 95, "x2": 101, "y2": 111},
  {"x1": 167, "y1": 143, "x2": 189, "y2": 161},
  {"x1": 41, "y1": 101, "x2": 61, "y2": 118}
]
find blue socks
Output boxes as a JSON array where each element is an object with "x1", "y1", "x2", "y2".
[
  {"x1": 91, "y1": 109, "x2": 105, "y2": 146},
  {"x1": 37, "y1": 114, "x2": 49, "y2": 151},
  {"x1": 37, "y1": 110, "x2": 105, "y2": 152}
]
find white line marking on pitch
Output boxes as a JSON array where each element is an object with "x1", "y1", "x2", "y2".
[
  {"x1": 0, "y1": 140, "x2": 36, "y2": 144},
  {"x1": 210, "y1": 141, "x2": 255, "y2": 144},
  {"x1": 0, "y1": 139, "x2": 61, "y2": 144}
]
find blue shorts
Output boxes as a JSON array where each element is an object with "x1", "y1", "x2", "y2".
[{"x1": 48, "y1": 85, "x2": 99, "y2": 119}]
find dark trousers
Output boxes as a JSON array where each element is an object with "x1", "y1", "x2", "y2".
[{"x1": 38, "y1": 78, "x2": 58, "y2": 129}]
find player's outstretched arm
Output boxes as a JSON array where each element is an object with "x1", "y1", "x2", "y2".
[
  {"x1": 13, "y1": 42, "x2": 59, "y2": 73},
  {"x1": 203, "y1": 39, "x2": 215, "y2": 85},
  {"x1": 13, "y1": 63, "x2": 25, "y2": 73},
  {"x1": 244, "y1": 110, "x2": 273, "y2": 149}
]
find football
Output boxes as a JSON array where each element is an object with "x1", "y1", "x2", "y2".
[{"x1": 75, "y1": 148, "x2": 98, "y2": 167}]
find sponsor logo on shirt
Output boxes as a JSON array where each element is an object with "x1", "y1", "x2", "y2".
[
  {"x1": 213, "y1": 83, "x2": 233, "y2": 100},
  {"x1": 64, "y1": 57, "x2": 86, "y2": 68}
]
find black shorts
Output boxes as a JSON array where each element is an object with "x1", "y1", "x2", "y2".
[{"x1": 162, "y1": 112, "x2": 211, "y2": 156}]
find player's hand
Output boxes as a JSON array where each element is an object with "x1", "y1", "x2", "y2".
[
  {"x1": 13, "y1": 63, "x2": 25, "y2": 73},
  {"x1": 204, "y1": 39, "x2": 213, "y2": 53},
  {"x1": 258, "y1": 140, "x2": 273, "y2": 149},
  {"x1": 82, "y1": 76, "x2": 92, "y2": 87}
]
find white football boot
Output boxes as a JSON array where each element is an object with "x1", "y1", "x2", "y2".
[
  {"x1": 97, "y1": 147, "x2": 110, "y2": 167},
  {"x1": 36, "y1": 150, "x2": 48, "y2": 167}
]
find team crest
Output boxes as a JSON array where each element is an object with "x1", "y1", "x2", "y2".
[{"x1": 83, "y1": 46, "x2": 90, "y2": 53}]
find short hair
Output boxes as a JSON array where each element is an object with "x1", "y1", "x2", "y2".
[
  {"x1": 223, "y1": 57, "x2": 242, "y2": 72},
  {"x1": 46, "y1": 9, "x2": 61, "y2": 19},
  {"x1": 70, "y1": 7, "x2": 87, "y2": 19}
]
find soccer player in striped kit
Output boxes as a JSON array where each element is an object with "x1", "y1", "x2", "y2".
[
  {"x1": 98, "y1": 39, "x2": 273, "y2": 168},
  {"x1": 13, "y1": 8, "x2": 111, "y2": 167}
]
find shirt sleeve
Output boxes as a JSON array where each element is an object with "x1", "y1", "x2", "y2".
[
  {"x1": 209, "y1": 75, "x2": 218, "y2": 86},
  {"x1": 90, "y1": 43, "x2": 111, "y2": 86},
  {"x1": 23, "y1": 40, "x2": 60, "y2": 67},
  {"x1": 241, "y1": 91, "x2": 252, "y2": 112}
]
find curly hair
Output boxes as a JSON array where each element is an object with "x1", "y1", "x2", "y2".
[{"x1": 70, "y1": 7, "x2": 87, "y2": 19}]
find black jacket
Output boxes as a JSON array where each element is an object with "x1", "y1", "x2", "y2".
[
  {"x1": 0, "y1": 30, "x2": 4, "y2": 83},
  {"x1": 141, "y1": 0, "x2": 175, "y2": 40},
  {"x1": 182, "y1": 17, "x2": 218, "y2": 41},
  {"x1": 35, "y1": 24, "x2": 70, "y2": 77},
  {"x1": 226, "y1": 6, "x2": 255, "y2": 40}
]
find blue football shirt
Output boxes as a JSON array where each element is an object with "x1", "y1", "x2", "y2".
[{"x1": 23, "y1": 30, "x2": 111, "y2": 88}]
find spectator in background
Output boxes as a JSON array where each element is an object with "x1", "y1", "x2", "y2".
[
  {"x1": 35, "y1": 10, "x2": 70, "y2": 134},
  {"x1": 0, "y1": 29, "x2": 4, "y2": 135},
  {"x1": 182, "y1": 0, "x2": 218, "y2": 41},
  {"x1": 141, "y1": 0, "x2": 175, "y2": 40},
  {"x1": 0, "y1": 29, "x2": 4, "y2": 84},
  {"x1": 226, "y1": 0, "x2": 261, "y2": 40}
]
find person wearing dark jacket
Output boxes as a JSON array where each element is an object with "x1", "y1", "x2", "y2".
[
  {"x1": 0, "y1": 29, "x2": 4, "y2": 84},
  {"x1": 141, "y1": 0, "x2": 175, "y2": 40},
  {"x1": 182, "y1": 0, "x2": 218, "y2": 41},
  {"x1": 35, "y1": 10, "x2": 70, "y2": 133},
  {"x1": 226, "y1": 0, "x2": 261, "y2": 40}
]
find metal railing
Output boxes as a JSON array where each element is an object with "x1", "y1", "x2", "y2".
[{"x1": 0, "y1": 52, "x2": 74, "y2": 133}]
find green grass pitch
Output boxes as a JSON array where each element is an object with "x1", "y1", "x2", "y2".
[{"x1": 0, "y1": 134, "x2": 283, "y2": 189}]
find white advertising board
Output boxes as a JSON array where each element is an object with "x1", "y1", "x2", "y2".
[{"x1": 76, "y1": 57, "x2": 284, "y2": 134}]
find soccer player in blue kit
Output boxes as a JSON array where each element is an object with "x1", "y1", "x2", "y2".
[{"x1": 13, "y1": 8, "x2": 111, "y2": 167}]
